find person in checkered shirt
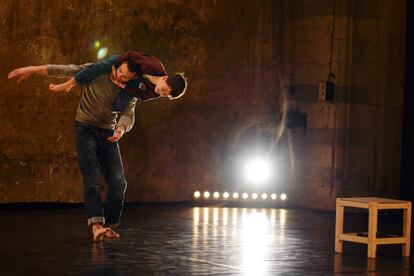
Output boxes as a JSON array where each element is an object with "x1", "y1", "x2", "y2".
[{"x1": 49, "y1": 50, "x2": 187, "y2": 112}]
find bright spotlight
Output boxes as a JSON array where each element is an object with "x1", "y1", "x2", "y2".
[
  {"x1": 243, "y1": 157, "x2": 273, "y2": 184},
  {"x1": 94, "y1": 40, "x2": 101, "y2": 49},
  {"x1": 213, "y1": 192, "x2": 220, "y2": 199},
  {"x1": 280, "y1": 193, "x2": 287, "y2": 201},
  {"x1": 271, "y1": 193, "x2": 277, "y2": 200},
  {"x1": 233, "y1": 192, "x2": 239, "y2": 199},
  {"x1": 204, "y1": 191, "x2": 210, "y2": 199},
  {"x1": 252, "y1": 193, "x2": 258, "y2": 200},
  {"x1": 242, "y1": 192, "x2": 249, "y2": 199},
  {"x1": 97, "y1": 47, "x2": 108, "y2": 59},
  {"x1": 223, "y1": 192, "x2": 229, "y2": 199},
  {"x1": 194, "y1": 191, "x2": 200, "y2": 198},
  {"x1": 261, "y1": 193, "x2": 268, "y2": 200}
]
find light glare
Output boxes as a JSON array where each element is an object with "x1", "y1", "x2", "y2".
[
  {"x1": 271, "y1": 193, "x2": 277, "y2": 200},
  {"x1": 204, "y1": 191, "x2": 210, "y2": 199},
  {"x1": 261, "y1": 193, "x2": 268, "y2": 200},
  {"x1": 252, "y1": 193, "x2": 258, "y2": 200},
  {"x1": 194, "y1": 191, "x2": 200, "y2": 198},
  {"x1": 242, "y1": 192, "x2": 249, "y2": 199},
  {"x1": 280, "y1": 193, "x2": 287, "y2": 200},
  {"x1": 233, "y1": 192, "x2": 239, "y2": 199},
  {"x1": 97, "y1": 47, "x2": 108, "y2": 59},
  {"x1": 213, "y1": 192, "x2": 220, "y2": 199},
  {"x1": 223, "y1": 192, "x2": 229, "y2": 199},
  {"x1": 244, "y1": 157, "x2": 273, "y2": 184}
]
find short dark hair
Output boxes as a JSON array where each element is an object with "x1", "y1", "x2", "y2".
[
  {"x1": 126, "y1": 60, "x2": 141, "y2": 74},
  {"x1": 166, "y1": 73, "x2": 187, "y2": 99}
]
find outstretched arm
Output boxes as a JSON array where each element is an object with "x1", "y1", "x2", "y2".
[
  {"x1": 9, "y1": 63, "x2": 89, "y2": 93},
  {"x1": 74, "y1": 55, "x2": 119, "y2": 85},
  {"x1": 8, "y1": 65, "x2": 48, "y2": 83},
  {"x1": 48, "y1": 55, "x2": 120, "y2": 93}
]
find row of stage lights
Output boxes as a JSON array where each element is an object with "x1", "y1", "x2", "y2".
[{"x1": 193, "y1": 191, "x2": 287, "y2": 201}]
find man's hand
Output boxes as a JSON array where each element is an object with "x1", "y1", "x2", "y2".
[
  {"x1": 107, "y1": 126, "x2": 126, "y2": 142},
  {"x1": 8, "y1": 65, "x2": 47, "y2": 83},
  {"x1": 8, "y1": 66, "x2": 35, "y2": 83}
]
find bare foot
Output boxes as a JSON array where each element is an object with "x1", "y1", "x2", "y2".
[
  {"x1": 92, "y1": 227, "x2": 109, "y2": 242},
  {"x1": 104, "y1": 229, "x2": 120, "y2": 239}
]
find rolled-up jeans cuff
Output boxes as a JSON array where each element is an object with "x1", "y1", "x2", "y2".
[{"x1": 88, "y1": 216, "x2": 105, "y2": 226}]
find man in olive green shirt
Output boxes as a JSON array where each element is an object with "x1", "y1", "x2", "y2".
[{"x1": 9, "y1": 61, "x2": 144, "y2": 241}]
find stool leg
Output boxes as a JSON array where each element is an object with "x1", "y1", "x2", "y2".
[
  {"x1": 402, "y1": 204, "x2": 411, "y2": 257},
  {"x1": 335, "y1": 199, "x2": 344, "y2": 253},
  {"x1": 368, "y1": 202, "x2": 378, "y2": 258}
]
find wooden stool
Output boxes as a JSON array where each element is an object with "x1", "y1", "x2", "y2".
[{"x1": 335, "y1": 197, "x2": 411, "y2": 258}]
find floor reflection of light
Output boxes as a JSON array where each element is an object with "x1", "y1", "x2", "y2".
[
  {"x1": 280, "y1": 209, "x2": 286, "y2": 225},
  {"x1": 213, "y1": 208, "x2": 219, "y2": 226},
  {"x1": 203, "y1": 207, "x2": 209, "y2": 224},
  {"x1": 202, "y1": 208, "x2": 210, "y2": 245},
  {"x1": 242, "y1": 208, "x2": 247, "y2": 219},
  {"x1": 241, "y1": 211, "x2": 269, "y2": 276},
  {"x1": 232, "y1": 208, "x2": 238, "y2": 225},
  {"x1": 222, "y1": 208, "x2": 228, "y2": 243},
  {"x1": 280, "y1": 209, "x2": 286, "y2": 242},
  {"x1": 223, "y1": 208, "x2": 228, "y2": 226},
  {"x1": 270, "y1": 209, "x2": 276, "y2": 226},
  {"x1": 212, "y1": 208, "x2": 218, "y2": 248},
  {"x1": 193, "y1": 207, "x2": 200, "y2": 226},
  {"x1": 192, "y1": 208, "x2": 199, "y2": 248}
]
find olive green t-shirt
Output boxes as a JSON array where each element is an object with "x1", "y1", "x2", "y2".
[{"x1": 47, "y1": 64, "x2": 136, "y2": 132}]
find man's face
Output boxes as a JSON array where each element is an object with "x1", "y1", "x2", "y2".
[
  {"x1": 154, "y1": 76, "x2": 172, "y2": 97},
  {"x1": 114, "y1": 62, "x2": 136, "y2": 83}
]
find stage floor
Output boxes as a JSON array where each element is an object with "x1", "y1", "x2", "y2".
[{"x1": 0, "y1": 204, "x2": 411, "y2": 275}]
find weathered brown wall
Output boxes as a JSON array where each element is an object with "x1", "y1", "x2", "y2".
[
  {"x1": 0, "y1": 0, "x2": 281, "y2": 203},
  {"x1": 0, "y1": 0, "x2": 406, "y2": 210}
]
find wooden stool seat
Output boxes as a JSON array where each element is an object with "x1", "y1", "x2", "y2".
[{"x1": 335, "y1": 197, "x2": 412, "y2": 258}]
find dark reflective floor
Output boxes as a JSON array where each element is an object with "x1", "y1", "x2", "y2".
[{"x1": 0, "y1": 204, "x2": 411, "y2": 275}]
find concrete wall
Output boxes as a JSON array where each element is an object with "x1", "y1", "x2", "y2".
[
  {"x1": 284, "y1": 0, "x2": 406, "y2": 209},
  {"x1": 0, "y1": 0, "x2": 406, "y2": 210},
  {"x1": 0, "y1": 0, "x2": 281, "y2": 203}
]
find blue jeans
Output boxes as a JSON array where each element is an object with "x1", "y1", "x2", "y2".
[{"x1": 75, "y1": 122, "x2": 127, "y2": 227}]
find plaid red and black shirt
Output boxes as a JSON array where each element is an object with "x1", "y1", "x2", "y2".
[{"x1": 114, "y1": 51, "x2": 168, "y2": 101}]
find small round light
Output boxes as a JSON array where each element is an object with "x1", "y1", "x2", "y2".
[
  {"x1": 204, "y1": 191, "x2": 210, "y2": 199},
  {"x1": 213, "y1": 192, "x2": 220, "y2": 199},
  {"x1": 242, "y1": 192, "x2": 249, "y2": 199},
  {"x1": 280, "y1": 193, "x2": 287, "y2": 200},
  {"x1": 233, "y1": 192, "x2": 239, "y2": 199},
  {"x1": 194, "y1": 191, "x2": 201, "y2": 198},
  {"x1": 271, "y1": 193, "x2": 277, "y2": 200},
  {"x1": 252, "y1": 193, "x2": 258, "y2": 200},
  {"x1": 97, "y1": 47, "x2": 108, "y2": 59},
  {"x1": 223, "y1": 192, "x2": 229, "y2": 199},
  {"x1": 261, "y1": 193, "x2": 268, "y2": 200}
]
